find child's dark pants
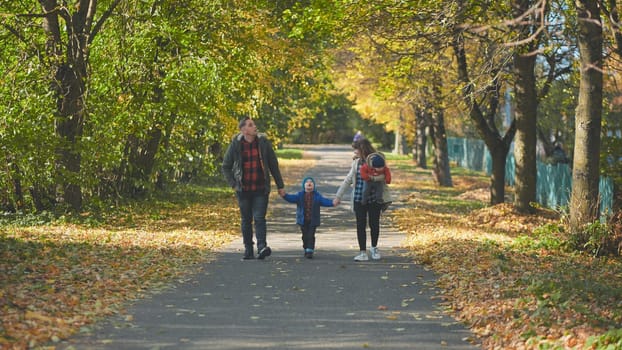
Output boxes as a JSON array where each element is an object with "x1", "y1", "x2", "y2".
[{"x1": 300, "y1": 222, "x2": 317, "y2": 250}]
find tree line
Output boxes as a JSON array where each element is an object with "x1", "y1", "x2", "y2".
[
  {"x1": 1, "y1": 0, "x2": 335, "y2": 211},
  {"x1": 320, "y1": 0, "x2": 621, "y2": 241},
  {"x1": 1, "y1": 0, "x2": 620, "y2": 241}
]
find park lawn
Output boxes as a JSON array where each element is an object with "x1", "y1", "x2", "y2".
[
  {"x1": 0, "y1": 158, "x2": 312, "y2": 349},
  {"x1": 390, "y1": 158, "x2": 622, "y2": 349}
]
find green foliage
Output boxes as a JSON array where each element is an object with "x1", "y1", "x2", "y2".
[
  {"x1": 276, "y1": 149, "x2": 304, "y2": 159},
  {"x1": 0, "y1": 211, "x2": 57, "y2": 227},
  {"x1": 513, "y1": 223, "x2": 566, "y2": 251},
  {"x1": 569, "y1": 220, "x2": 620, "y2": 257},
  {"x1": 601, "y1": 112, "x2": 622, "y2": 187},
  {"x1": 0, "y1": 0, "x2": 338, "y2": 212},
  {"x1": 585, "y1": 328, "x2": 622, "y2": 350}
]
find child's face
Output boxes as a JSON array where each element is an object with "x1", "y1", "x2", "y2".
[{"x1": 304, "y1": 179, "x2": 314, "y2": 192}]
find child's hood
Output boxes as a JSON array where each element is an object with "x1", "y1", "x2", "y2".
[{"x1": 302, "y1": 177, "x2": 315, "y2": 192}]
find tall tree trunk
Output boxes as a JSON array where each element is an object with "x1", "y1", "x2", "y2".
[
  {"x1": 40, "y1": 0, "x2": 91, "y2": 211},
  {"x1": 411, "y1": 106, "x2": 428, "y2": 169},
  {"x1": 513, "y1": 53, "x2": 538, "y2": 212},
  {"x1": 430, "y1": 73, "x2": 453, "y2": 187},
  {"x1": 512, "y1": 0, "x2": 540, "y2": 213},
  {"x1": 54, "y1": 62, "x2": 86, "y2": 210},
  {"x1": 570, "y1": 0, "x2": 603, "y2": 234},
  {"x1": 393, "y1": 110, "x2": 405, "y2": 155},
  {"x1": 38, "y1": 0, "x2": 121, "y2": 210}
]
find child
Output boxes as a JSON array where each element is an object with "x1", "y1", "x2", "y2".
[
  {"x1": 280, "y1": 177, "x2": 336, "y2": 258},
  {"x1": 360, "y1": 152, "x2": 392, "y2": 211}
]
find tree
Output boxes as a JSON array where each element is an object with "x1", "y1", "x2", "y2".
[
  {"x1": 0, "y1": 1, "x2": 123, "y2": 211},
  {"x1": 569, "y1": 0, "x2": 603, "y2": 233},
  {"x1": 511, "y1": 0, "x2": 545, "y2": 213},
  {"x1": 44, "y1": 0, "x2": 123, "y2": 210},
  {"x1": 450, "y1": 1, "x2": 517, "y2": 204}
]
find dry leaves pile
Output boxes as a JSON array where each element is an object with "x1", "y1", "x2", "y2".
[
  {"x1": 0, "y1": 189, "x2": 238, "y2": 349},
  {"x1": 391, "y1": 161, "x2": 622, "y2": 349}
]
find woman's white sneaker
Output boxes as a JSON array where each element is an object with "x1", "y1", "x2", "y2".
[
  {"x1": 370, "y1": 247, "x2": 381, "y2": 260},
  {"x1": 354, "y1": 251, "x2": 369, "y2": 261}
]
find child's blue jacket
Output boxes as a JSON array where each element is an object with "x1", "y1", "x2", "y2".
[{"x1": 282, "y1": 177, "x2": 334, "y2": 227}]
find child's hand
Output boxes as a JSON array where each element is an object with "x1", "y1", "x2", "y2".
[{"x1": 333, "y1": 198, "x2": 340, "y2": 206}]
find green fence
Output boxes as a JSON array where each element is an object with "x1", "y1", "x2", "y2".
[{"x1": 447, "y1": 137, "x2": 614, "y2": 220}]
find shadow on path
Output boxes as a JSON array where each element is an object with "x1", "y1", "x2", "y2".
[{"x1": 59, "y1": 145, "x2": 479, "y2": 350}]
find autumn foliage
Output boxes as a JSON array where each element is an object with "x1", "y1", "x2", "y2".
[
  {"x1": 0, "y1": 188, "x2": 238, "y2": 349},
  {"x1": 391, "y1": 159, "x2": 622, "y2": 349}
]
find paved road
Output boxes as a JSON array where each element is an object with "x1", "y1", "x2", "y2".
[{"x1": 59, "y1": 145, "x2": 479, "y2": 349}]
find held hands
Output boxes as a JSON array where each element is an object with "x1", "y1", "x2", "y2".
[
  {"x1": 333, "y1": 198, "x2": 340, "y2": 206},
  {"x1": 278, "y1": 188, "x2": 285, "y2": 197}
]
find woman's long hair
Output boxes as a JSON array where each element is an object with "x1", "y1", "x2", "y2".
[{"x1": 353, "y1": 139, "x2": 376, "y2": 160}]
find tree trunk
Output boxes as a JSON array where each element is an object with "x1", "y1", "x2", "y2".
[
  {"x1": 54, "y1": 62, "x2": 86, "y2": 211},
  {"x1": 38, "y1": 0, "x2": 121, "y2": 210},
  {"x1": 156, "y1": 113, "x2": 177, "y2": 190},
  {"x1": 570, "y1": 0, "x2": 603, "y2": 234},
  {"x1": 512, "y1": 14, "x2": 539, "y2": 212},
  {"x1": 430, "y1": 73, "x2": 453, "y2": 187},
  {"x1": 41, "y1": 0, "x2": 92, "y2": 211},
  {"x1": 489, "y1": 144, "x2": 510, "y2": 205},
  {"x1": 413, "y1": 107, "x2": 428, "y2": 169},
  {"x1": 124, "y1": 126, "x2": 163, "y2": 196}
]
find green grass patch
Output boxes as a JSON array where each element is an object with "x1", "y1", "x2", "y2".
[
  {"x1": 276, "y1": 148, "x2": 304, "y2": 159},
  {"x1": 384, "y1": 153, "x2": 411, "y2": 161}
]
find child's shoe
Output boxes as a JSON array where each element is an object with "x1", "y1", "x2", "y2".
[{"x1": 304, "y1": 248, "x2": 314, "y2": 259}]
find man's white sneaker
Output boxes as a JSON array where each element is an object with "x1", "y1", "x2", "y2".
[
  {"x1": 370, "y1": 247, "x2": 381, "y2": 260},
  {"x1": 354, "y1": 251, "x2": 369, "y2": 261}
]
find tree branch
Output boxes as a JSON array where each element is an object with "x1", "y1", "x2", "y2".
[{"x1": 89, "y1": 0, "x2": 122, "y2": 44}]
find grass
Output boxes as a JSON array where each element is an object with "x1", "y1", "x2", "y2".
[{"x1": 276, "y1": 148, "x2": 304, "y2": 159}]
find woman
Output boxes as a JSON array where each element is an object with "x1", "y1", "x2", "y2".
[{"x1": 334, "y1": 138, "x2": 387, "y2": 261}]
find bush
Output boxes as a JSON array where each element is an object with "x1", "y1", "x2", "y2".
[{"x1": 570, "y1": 219, "x2": 622, "y2": 257}]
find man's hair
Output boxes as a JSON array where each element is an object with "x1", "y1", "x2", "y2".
[{"x1": 238, "y1": 116, "x2": 251, "y2": 129}]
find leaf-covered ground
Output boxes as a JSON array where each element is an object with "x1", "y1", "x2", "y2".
[
  {"x1": 0, "y1": 159, "x2": 311, "y2": 350},
  {"x1": 390, "y1": 159, "x2": 622, "y2": 349},
  {"x1": 1, "y1": 156, "x2": 620, "y2": 349},
  {"x1": 0, "y1": 187, "x2": 241, "y2": 349}
]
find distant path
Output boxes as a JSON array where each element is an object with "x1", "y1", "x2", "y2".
[{"x1": 58, "y1": 144, "x2": 479, "y2": 350}]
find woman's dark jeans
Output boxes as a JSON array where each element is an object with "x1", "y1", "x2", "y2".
[
  {"x1": 353, "y1": 201, "x2": 381, "y2": 251},
  {"x1": 236, "y1": 191, "x2": 269, "y2": 251}
]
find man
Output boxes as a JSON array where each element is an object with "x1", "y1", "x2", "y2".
[{"x1": 222, "y1": 117, "x2": 285, "y2": 260}]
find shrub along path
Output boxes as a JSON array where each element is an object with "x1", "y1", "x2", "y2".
[{"x1": 56, "y1": 145, "x2": 478, "y2": 349}]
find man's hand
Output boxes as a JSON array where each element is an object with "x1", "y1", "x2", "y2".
[
  {"x1": 278, "y1": 188, "x2": 285, "y2": 197},
  {"x1": 333, "y1": 198, "x2": 340, "y2": 206}
]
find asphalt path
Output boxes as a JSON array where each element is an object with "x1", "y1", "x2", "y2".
[{"x1": 58, "y1": 144, "x2": 479, "y2": 350}]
